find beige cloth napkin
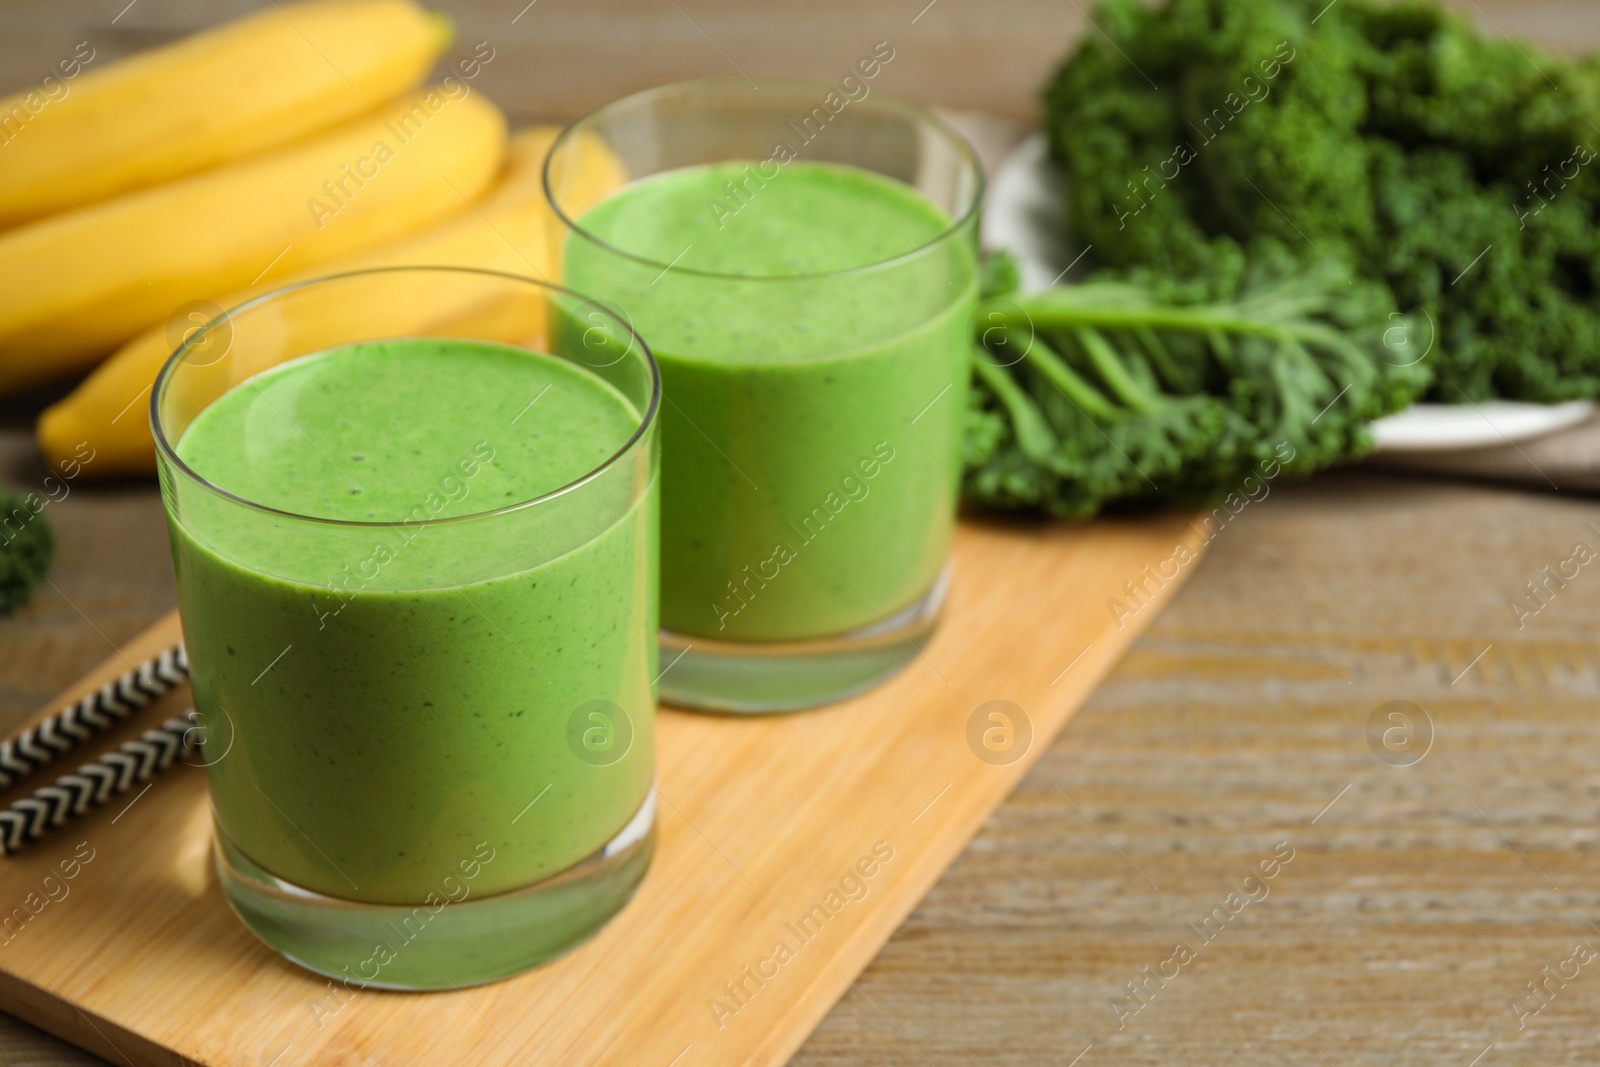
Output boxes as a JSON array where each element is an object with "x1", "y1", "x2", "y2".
[{"x1": 941, "y1": 108, "x2": 1598, "y2": 498}]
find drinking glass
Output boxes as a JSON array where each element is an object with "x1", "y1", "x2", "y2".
[
  {"x1": 545, "y1": 79, "x2": 982, "y2": 712},
  {"x1": 152, "y1": 267, "x2": 659, "y2": 988}
]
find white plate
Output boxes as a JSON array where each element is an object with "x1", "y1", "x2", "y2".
[
  {"x1": 983, "y1": 133, "x2": 1597, "y2": 454},
  {"x1": 1365, "y1": 399, "x2": 1595, "y2": 452}
]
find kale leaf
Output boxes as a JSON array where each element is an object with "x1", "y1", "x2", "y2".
[
  {"x1": 1044, "y1": 0, "x2": 1600, "y2": 402},
  {"x1": 964, "y1": 251, "x2": 1431, "y2": 517},
  {"x1": 0, "y1": 490, "x2": 54, "y2": 614}
]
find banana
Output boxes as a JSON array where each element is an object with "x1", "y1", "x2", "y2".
[
  {"x1": 0, "y1": 0, "x2": 452, "y2": 227},
  {"x1": 542, "y1": 127, "x2": 632, "y2": 274},
  {"x1": 0, "y1": 85, "x2": 507, "y2": 396},
  {"x1": 39, "y1": 128, "x2": 628, "y2": 477}
]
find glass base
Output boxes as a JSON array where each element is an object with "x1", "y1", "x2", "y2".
[
  {"x1": 658, "y1": 566, "x2": 949, "y2": 713},
  {"x1": 215, "y1": 788, "x2": 657, "y2": 990}
]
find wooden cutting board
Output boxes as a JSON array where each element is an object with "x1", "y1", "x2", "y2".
[{"x1": 0, "y1": 514, "x2": 1202, "y2": 1067}]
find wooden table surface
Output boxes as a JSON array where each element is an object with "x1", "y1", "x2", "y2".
[{"x1": 3, "y1": 2, "x2": 1600, "y2": 1064}]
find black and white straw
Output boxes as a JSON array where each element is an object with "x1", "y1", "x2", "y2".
[
  {"x1": 0, "y1": 711, "x2": 199, "y2": 854},
  {"x1": 0, "y1": 644, "x2": 187, "y2": 790}
]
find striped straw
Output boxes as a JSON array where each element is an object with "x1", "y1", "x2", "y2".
[
  {"x1": 0, "y1": 711, "x2": 199, "y2": 854},
  {"x1": 0, "y1": 644, "x2": 188, "y2": 790}
]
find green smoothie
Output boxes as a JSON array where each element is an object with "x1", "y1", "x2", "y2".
[
  {"x1": 170, "y1": 338, "x2": 656, "y2": 905},
  {"x1": 563, "y1": 161, "x2": 977, "y2": 643}
]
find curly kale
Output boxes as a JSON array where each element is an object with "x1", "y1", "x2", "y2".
[
  {"x1": 1044, "y1": 0, "x2": 1600, "y2": 402},
  {"x1": 0, "y1": 489, "x2": 54, "y2": 613},
  {"x1": 964, "y1": 252, "x2": 1430, "y2": 517}
]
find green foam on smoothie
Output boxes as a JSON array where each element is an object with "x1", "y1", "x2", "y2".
[
  {"x1": 568, "y1": 161, "x2": 967, "y2": 366},
  {"x1": 177, "y1": 338, "x2": 640, "y2": 523},
  {"x1": 577, "y1": 161, "x2": 955, "y2": 277}
]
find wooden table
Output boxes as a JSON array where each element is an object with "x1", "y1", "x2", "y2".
[
  {"x1": 8, "y1": 424, "x2": 1600, "y2": 1067},
  {"x1": 3, "y1": 2, "x2": 1600, "y2": 1063}
]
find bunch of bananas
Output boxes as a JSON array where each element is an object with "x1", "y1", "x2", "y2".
[{"x1": 0, "y1": 0, "x2": 623, "y2": 477}]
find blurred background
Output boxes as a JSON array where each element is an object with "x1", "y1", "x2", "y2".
[{"x1": 7, "y1": 0, "x2": 1596, "y2": 125}]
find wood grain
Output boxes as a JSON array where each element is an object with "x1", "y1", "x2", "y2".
[
  {"x1": 0, "y1": 415, "x2": 177, "y2": 725},
  {"x1": 1, "y1": 0, "x2": 1596, "y2": 127},
  {"x1": 7, "y1": 466, "x2": 1600, "y2": 1066},
  {"x1": 798, "y1": 472, "x2": 1600, "y2": 1066},
  {"x1": 0, "y1": 515, "x2": 1203, "y2": 1067}
]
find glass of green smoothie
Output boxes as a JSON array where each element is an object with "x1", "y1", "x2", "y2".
[
  {"x1": 546, "y1": 77, "x2": 982, "y2": 712},
  {"x1": 151, "y1": 267, "x2": 660, "y2": 989}
]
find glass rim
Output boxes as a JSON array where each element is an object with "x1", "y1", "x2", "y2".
[
  {"x1": 150, "y1": 265, "x2": 661, "y2": 531},
  {"x1": 542, "y1": 76, "x2": 986, "y2": 283}
]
